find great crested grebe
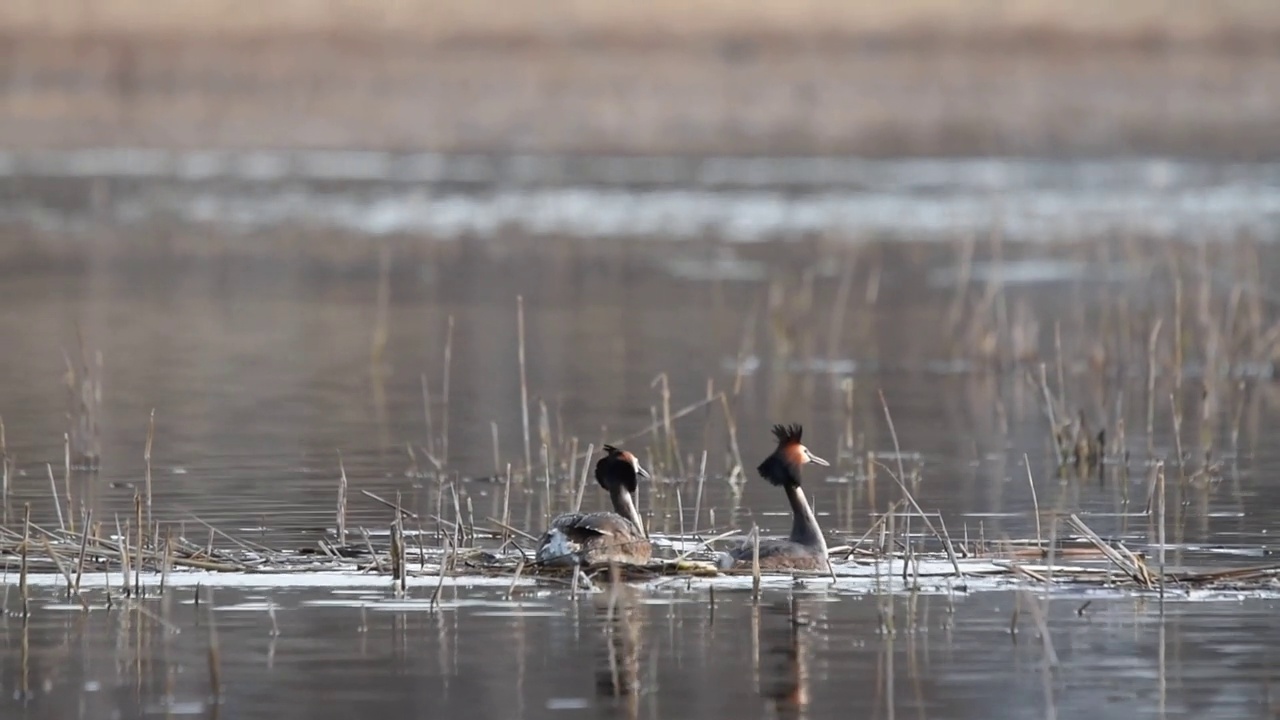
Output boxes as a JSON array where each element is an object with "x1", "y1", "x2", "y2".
[
  {"x1": 718, "y1": 424, "x2": 831, "y2": 572},
  {"x1": 537, "y1": 445, "x2": 652, "y2": 566}
]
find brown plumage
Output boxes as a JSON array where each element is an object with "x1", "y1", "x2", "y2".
[
  {"x1": 537, "y1": 445, "x2": 652, "y2": 566},
  {"x1": 720, "y1": 424, "x2": 830, "y2": 572}
]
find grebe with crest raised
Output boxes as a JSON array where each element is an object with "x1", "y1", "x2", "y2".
[
  {"x1": 537, "y1": 445, "x2": 652, "y2": 566},
  {"x1": 718, "y1": 424, "x2": 831, "y2": 572}
]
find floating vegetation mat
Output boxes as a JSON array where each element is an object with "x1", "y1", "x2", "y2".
[{"x1": 3, "y1": 512, "x2": 1278, "y2": 602}]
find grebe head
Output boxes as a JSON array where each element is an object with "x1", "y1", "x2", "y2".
[
  {"x1": 597, "y1": 445, "x2": 650, "y2": 493},
  {"x1": 757, "y1": 424, "x2": 828, "y2": 487}
]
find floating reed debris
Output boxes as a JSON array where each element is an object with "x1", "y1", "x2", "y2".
[
  {"x1": 1065, "y1": 514, "x2": 1153, "y2": 589},
  {"x1": 0, "y1": 509, "x2": 1275, "y2": 597}
]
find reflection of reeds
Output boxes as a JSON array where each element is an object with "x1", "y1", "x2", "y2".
[{"x1": 206, "y1": 585, "x2": 222, "y2": 701}]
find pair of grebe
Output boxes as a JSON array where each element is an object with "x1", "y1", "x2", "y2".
[{"x1": 536, "y1": 424, "x2": 830, "y2": 571}]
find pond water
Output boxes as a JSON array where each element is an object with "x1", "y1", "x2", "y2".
[
  {"x1": 1, "y1": 154, "x2": 1279, "y2": 717},
  {"x1": 1, "y1": 585, "x2": 1278, "y2": 719}
]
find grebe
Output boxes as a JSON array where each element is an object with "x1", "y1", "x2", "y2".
[
  {"x1": 718, "y1": 424, "x2": 830, "y2": 572},
  {"x1": 537, "y1": 445, "x2": 652, "y2": 566}
]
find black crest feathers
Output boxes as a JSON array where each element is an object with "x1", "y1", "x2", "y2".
[
  {"x1": 771, "y1": 424, "x2": 803, "y2": 446},
  {"x1": 759, "y1": 424, "x2": 805, "y2": 488}
]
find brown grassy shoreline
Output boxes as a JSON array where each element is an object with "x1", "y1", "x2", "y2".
[
  {"x1": 7, "y1": 0, "x2": 1280, "y2": 48},
  {"x1": 3, "y1": 1, "x2": 1279, "y2": 158},
  {"x1": 3, "y1": 38, "x2": 1278, "y2": 158}
]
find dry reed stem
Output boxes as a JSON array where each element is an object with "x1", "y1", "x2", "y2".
[
  {"x1": 692, "y1": 450, "x2": 708, "y2": 536},
  {"x1": 62, "y1": 435, "x2": 73, "y2": 533},
  {"x1": 675, "y1": 486, "x2": 686, "y2": 538},
  {"x1": 359, "y1": 489, "x2": 419, "y2": 520},
  {"x1": 183, "y1": 512, "x2": 275, "y2": 554},
  {"x1": 41, "y1": 536, "x2": 88, "y2": 610},
  {"x1": 119, "y1": 520, "x2": 132, "y2": 596},
  {"x1": 1146, "y1": 319, "x2": 1162, "y2": 457},
  {"x1": 651, "y1": 373, "x2": 681, "y2": 477},
  {"x1": 73, "y1": 509, "x2": 91, "y2": 596},
  {"x1": 422, "y1": 374, "x2": 435, "y2": 461},
  {"x1": 442, "y1": 314, "x2": 454, "y2": 467},
  {"x1": 485, "y1": 516, "x2": 540, "y2": 543},
  {"x1": 145, "y1": 409, "x2": 155, "y2": 528},
  {"x1": 371, "y1": 245, "x2": 390, "y2": 366},
  {"x1": 1024, "y1": 454, "x2": 1042, "y2": 548},
  {"x1": 491, "y1": 422, "x2": 501, "y2": 477},
  {"x1": 750, "y1": 525, "x2": 761, "y2": 602},
  {"x1": 719, "y1": 394, "x2": 745, "y2": 485},
  {"x1": 501, "y1": 463, "x2": 513, "y2": 543},
  {"x1": 572, "y1": 443, "x2": 594, "y2": 513},
  {"x1": 134, "y1": 492, "x2": 143, "y2": 595},
  {"x1": 876, "y1": 391, "x2": 963, "y2": 578},
  {"x1": 448, "y1": 480, "x2": 465, "y2": 546},
  {"x1": 542, "y1": 394, "x2": 725, "y2": 480},
  {"x1": 430, "y1": 549, "x2": 447, "y2": 610},
  {"x1": 844, "y1": 501, "x2": 900, "y2": 559},
  {"x1": 45, "y1": 463, "x2": 65, "y2": 532},
  {"x1": 20, "y1": 504, "x2": 30, "y2": 618},
  {"x1": 1157, "y1": 462, "x2": 1167, "y2": 601},
  {"x1": 541, "y1": 444, "x2": 552, "y2": 528},
  {"x1": 673, "y1": 529, "x2": 740, "y2": 564},
  {"x1": 160, "y1": 528, "x2": 172, "y2": 595},
  {"x1": 1170, "y1": 394, "x2": 1185, "y2": 484},
  {"x1": 336, "y1": 450, "x2": 348, "y2": 545},
  {"x1": 517, "y1": 296, "x2": 532, "y2": 477},
  {"x1": 1065, "y1": 513, "x2": 1152, "y2": 588}
]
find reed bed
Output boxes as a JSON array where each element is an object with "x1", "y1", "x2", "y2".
[
  {"x1": 2, "y1": 234, "x2": 1279, "y2": 606},
  {"x1": 2, "y1": 499, "x2": 1277, "y2": 602}
]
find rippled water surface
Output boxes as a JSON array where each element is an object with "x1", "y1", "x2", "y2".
[
  {"x1": 2, "y1": 154, "x2": 1280, "y2": 718},
  {"x1": 4, "y1": 152, "x2": 1280, "y2": 241},
  {"x1": 2, "y1": 587, "x2": 1279, "y2": 719}
]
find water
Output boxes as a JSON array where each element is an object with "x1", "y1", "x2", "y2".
[
  {"x1": 4, "y1": 152, "x2": 1280, "y2": 242},
  {"x1": 2, "y1": 586, "x2": 1278, "y2": 719},
  {"x1": 2, "y1": 155, "x2": 1280, "y2": 717}
]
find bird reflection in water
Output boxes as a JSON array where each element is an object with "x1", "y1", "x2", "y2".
[
  {"x1": 593, "y1": 573, "x2": 643, "y2": 719},
  {"x1": 756, "y1": 597, "x2": 812, "y2": 720}
]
